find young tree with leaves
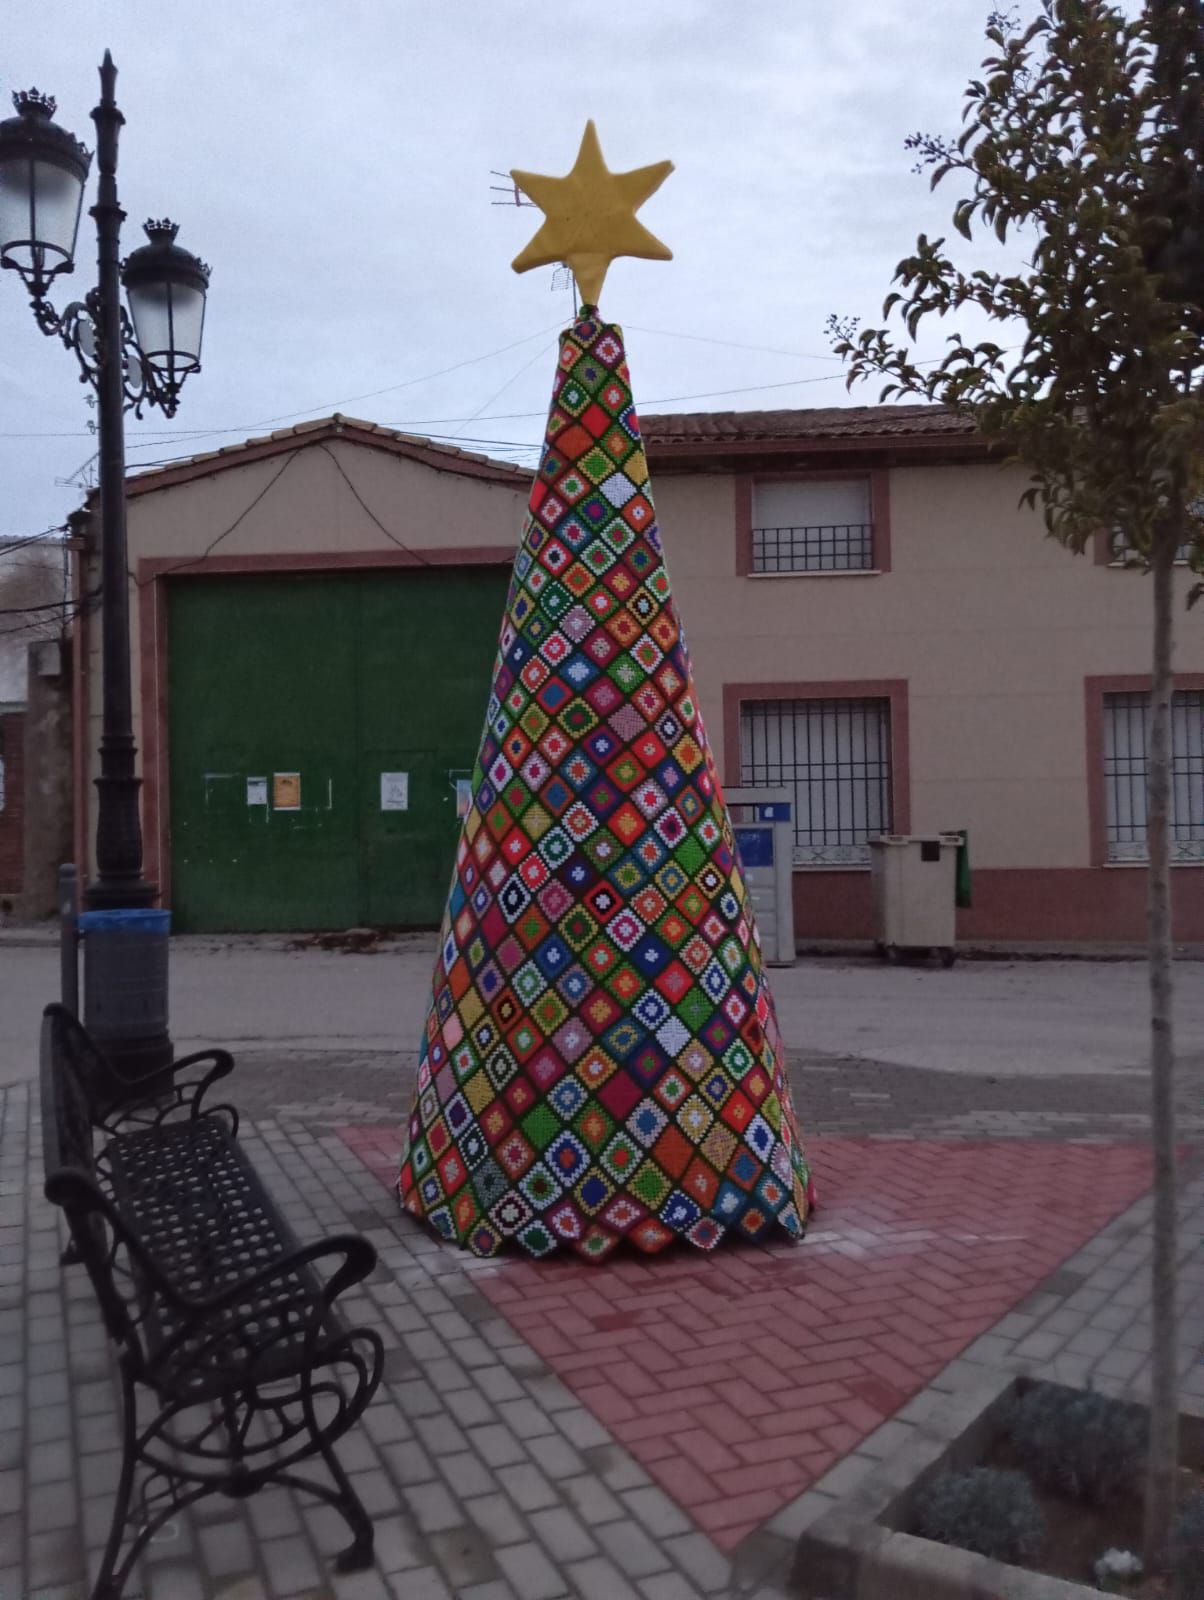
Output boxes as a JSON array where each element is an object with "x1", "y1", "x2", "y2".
[{"x1": 829, "y1": 0, "x2": 1203, "y2": 1565}]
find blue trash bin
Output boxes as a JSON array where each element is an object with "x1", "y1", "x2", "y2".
[{"x1": 79, "y1": 908, "x2": 171, "y2": 1052}]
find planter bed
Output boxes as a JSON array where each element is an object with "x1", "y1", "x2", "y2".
[{"x1": 794, "y1": 1373, "x2": 1204, "y2": 1600}]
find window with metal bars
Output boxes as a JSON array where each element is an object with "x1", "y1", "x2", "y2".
[
  {"x1": 740, "y1": 697, "x2": 893, "y2": 865},
  {"x1": 1107, "y1": 530, "x2": 1195, "y2": 564},
  {"x1": 1103, "y1": 690, "x2": 1204, "y2": 862},
  {"x1": 751, "y1": 478, "x2": 874, "y2": 573}
]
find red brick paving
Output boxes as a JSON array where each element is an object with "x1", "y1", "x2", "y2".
[{"x1": 338, "y1": 1128, "x2": 1151, "y2": 1550}]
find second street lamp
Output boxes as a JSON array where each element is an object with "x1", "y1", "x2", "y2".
[
  {"x1": 122, "y1": 218, "x2": 209, "y2": 411},
  {"x1": 0, "y1": 52, "x2": 210, "y2": 1074}
]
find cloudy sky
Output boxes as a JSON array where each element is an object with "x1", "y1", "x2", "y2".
[{"x1": 1, "y1": 0, "x2": 1016, "y2": 537}]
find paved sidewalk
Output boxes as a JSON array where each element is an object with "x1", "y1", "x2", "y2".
[{"x1": 3, "y1": 1042, "x2": 1203, "y2": 1600}]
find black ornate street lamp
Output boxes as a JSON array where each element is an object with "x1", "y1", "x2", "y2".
[{"x1": 0, "y1": 53, "x2": 209, "y2": 1070}]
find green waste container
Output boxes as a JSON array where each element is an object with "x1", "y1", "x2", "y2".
[{"x1": 956, "y1": 830, "x2": 972, "y2": 909}]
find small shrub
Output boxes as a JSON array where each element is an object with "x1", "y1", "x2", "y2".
[
  {"x1": 913, "y1": 1467, "x2": 1046, "y2": 1564},
  {"x1": 1006, "y1": 1383, "x2": 1146, "y2": 1506},
  {"x1": 1168, "y1": 1492, "x2": 1204, "y2": 1600}
]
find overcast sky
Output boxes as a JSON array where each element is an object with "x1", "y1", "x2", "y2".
[{"x1": 0, "y1": 0, "x2": 1018, "y2": 537}]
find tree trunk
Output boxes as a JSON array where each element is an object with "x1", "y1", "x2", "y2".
[{"x1": 1142, "y1": 527, "x2": 1179, "y2": 1567}]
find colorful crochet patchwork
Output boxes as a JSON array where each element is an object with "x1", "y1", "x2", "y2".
[{"x1": 399, "y1": 311, "x2": 812, "y2": 1261}]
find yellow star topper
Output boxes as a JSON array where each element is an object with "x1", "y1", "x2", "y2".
[{"x1": 510, "y1": 121, "x2": 673, "y2": 308}]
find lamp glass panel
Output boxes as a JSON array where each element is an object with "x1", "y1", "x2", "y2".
[
  {"x1": 128, "y1": 279, "x2": 205, "y2": 372},
  {"x1": 126, "y1": 279, "x2": 172, "y2": 366},
  {"x1": 0, "y1": 154, "x2": 35, "y2": 267},
  {"x1": 166, "y1": 281, "x2": 205, "y2": 366},
  {"x1": 31, "y1": 158, "x2": 83, "y2": 259}
]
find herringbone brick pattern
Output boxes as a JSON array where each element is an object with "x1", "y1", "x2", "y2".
[{"x1": 338, "y1": 1127, "x2": 1152, "y2": 1549}]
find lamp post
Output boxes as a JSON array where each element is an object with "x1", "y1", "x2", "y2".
[{"x1": 0, "y1": 53, "x2": 209, "y2": 1072}]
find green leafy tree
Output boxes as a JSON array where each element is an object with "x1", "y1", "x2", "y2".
[{"x1": 829, "y1": 0, "x2": 1203, "y2": 1564}]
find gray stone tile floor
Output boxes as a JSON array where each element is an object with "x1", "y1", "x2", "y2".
[{"x1": 2, "y1": 1047, "x2": 1201, "y2": 1600}]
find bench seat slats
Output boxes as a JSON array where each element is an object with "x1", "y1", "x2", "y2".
[{"x1": 106, "y1": 1119, "x2": 343, "y2": 1398}]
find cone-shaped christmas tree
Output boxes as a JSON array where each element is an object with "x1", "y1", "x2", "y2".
[{"x1": 399, "y1": 126, "x2": 812, "y2": 1260}]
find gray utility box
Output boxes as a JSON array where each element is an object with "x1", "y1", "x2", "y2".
[
  {"x1": 726, "y1": 787, "x2": 795, "y2": 966},
  {"x1": 869, "y1": 833, "x2": 961, "y2": 967}
]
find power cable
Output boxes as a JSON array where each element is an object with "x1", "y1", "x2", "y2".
[
  {"x1": 625, "y1": 325, "x2": 844, "y2": 363},
  {"x1": 0, "y1": 527, "x2": 67, "y2": 555},
  {"x1": 0, "y1": 319, "x2": 570, "y2": 447},
  {"x1": 0, "y1": 604, "x2": 90, "y2": 640},
  {"x1": 313, "y1": 443, "x2": 434, "y2": 565},
  {"x1": 132, "y1": 450, "x2": 304, "y2": 586},
  {"x1": 0, "y1": 319, "x2": 848, "y2": 446},
  {"x1": 125, "y1": 434, "x2": 505, "y2": 585},
  {"x1": 0, "y1": 592, "x2": 85, "y2": 616},
  {"x1": 443, "y1": 341, "x2": 558, "y2": 442}
]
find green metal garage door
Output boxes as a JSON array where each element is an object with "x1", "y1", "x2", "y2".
[{"x1": 167, "y1": 567, "x2": 509, "y2": 932}]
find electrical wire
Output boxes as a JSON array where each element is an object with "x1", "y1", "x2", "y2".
[
  {"x1": 123, "y1": 431, "x2": 543, "y2": 471},
  {"x1": 313, "y1": 443, "x2": 434, "y2": 566},
  {"x1": 125, "y1": 433, "x2": 503, "y2": 586},
  {"x1": 1, "y1": 365, "x2": 848, "y2": 443},
  {"x1": 0, "y1": 598, "x2": 91, "y2": 640},
  {"x1": 0, "y1": 319, "x2": 854, "y2": 446},
  {"x1": 625, "y1": 324, "x2": 844, "y2": 363},
  {"x1": 0, "y1": 578, "x2": 94, "y2": 638},
  {"x1": 0, "y1": 526, "x2": 67, "y2": 555},
  {"x1": 0, "y1": 592, "x2": 84, "y2": 616},
  {"x1": 132, "y1": 450, "x2": 304, "y2": 586},
  {"x1": 0, "y1": 319, "x2": 570, "y2": 447},
  {"x1": 442, "y1": 341, "x2": 557, "y2": 442},
  {"x1": 100, "y1": 367, "x2": 858, "y2": 475}
]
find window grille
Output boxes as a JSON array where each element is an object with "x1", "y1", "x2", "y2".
[
  {"x1": 751, "y1": 478, "x2": 874, "y2": 573},
  {"x1": 1108, "y1": 529, "x2": 1195, "y2": 564},
  {"x1": 752, "y1": 523, "x2": 874, "y2": 573},
  {"x1": 740, "y1": 697, "x2": 892, "y2": 865},
  {"x1": 1103, "y1": 690, "x2": 1204, "y2": 862}
]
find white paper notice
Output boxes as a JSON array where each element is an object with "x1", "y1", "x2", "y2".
[
  {"x1": 381, "y1": 772, "x2": 409, "y2": 811},
  {"x1": 246, "y1": 777, "x2": 268, "y2": 806}
]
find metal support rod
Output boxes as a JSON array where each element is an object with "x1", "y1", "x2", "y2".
[
  {"x1": 86, "y1": 51, "x2": 154, "y2": 914},
  {"x1": 58, "y1": 863, "x2": 79, "y2": 1016}
]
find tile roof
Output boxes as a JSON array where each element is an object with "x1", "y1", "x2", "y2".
[
  {"x1": 639, "y1": 403, "x2": 976, "y2": 445},
  {"x1": 125, "y1": 413, "x2": 532, "y2": 494},
  {"x1": 121, "y1": 402, "x2": 982, "y2": 500}
]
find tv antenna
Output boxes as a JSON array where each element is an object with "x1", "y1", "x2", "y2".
[
  {"x1": 490, "y1": 172, "x2": 535, "y2": 208},
  {"x1": 491, "y1": 171, "x2": 577, "y2": 307},
  {"x1": 57, "y1": 451, "x2": 98, "y2": 491}
]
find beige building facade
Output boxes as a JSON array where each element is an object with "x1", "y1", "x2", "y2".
[
  {"x1": 646, "y1": 406, "x2": 1203, "y2": 944},
  {"x1": 73, "y1": 406, "x2": 1204, "y2": 942}
]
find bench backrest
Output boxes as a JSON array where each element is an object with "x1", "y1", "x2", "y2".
[
  {"x1": 41, "y1": 1005, "x2": 148, "y2": 1360},
  {"x1": 41, "y1": 1002, "x2": 134, "y2": 1119}
]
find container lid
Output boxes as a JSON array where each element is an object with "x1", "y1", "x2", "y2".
[
  {"x1": 869, "y1": 834, "x2": 960, "y2": 847},
  {"x1": 78, "y1": 909, "x2": 171, "y2": 933}
]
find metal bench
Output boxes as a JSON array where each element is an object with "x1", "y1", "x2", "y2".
[
  {"x1": 41, "y1": 1004, "x2": 385, "y2": 1600},
  {"x1": 43, "y1": 1000, "x2": 240, "y2": 1137}
]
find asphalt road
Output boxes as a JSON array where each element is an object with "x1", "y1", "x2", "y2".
[{"x1": 2, "y1": 933, "x2": 1202, "y2": 1088}]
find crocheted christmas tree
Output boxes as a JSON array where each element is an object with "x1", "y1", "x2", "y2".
[{"x1": 398, "y1": 308, "x2": 813, "y2": 1260}]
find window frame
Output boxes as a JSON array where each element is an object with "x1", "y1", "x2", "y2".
[
  {"x1": 735, "y1": 468, "x2": 891, "y2": 578},
  {"x1": 1094, "y1": 528, "x2": 1197, "y2": 567},
  {"x1": 1085, "y1": 673, "x2": 1204, "y2": 867},
  {"x1": 723, "y1": 680, "x2": 910, "y2": 870}
]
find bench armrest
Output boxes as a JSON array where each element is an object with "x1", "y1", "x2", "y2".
[
  {"x1": 185, "y1": 1233, "x2": 378, "y2": 1318},
  {"x1": 98, "y1": 1048, "x2": 239, "y2": 1138},
  {"x1": 147, "y1": 1233, "x2": 380, "y2": 1389}
]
